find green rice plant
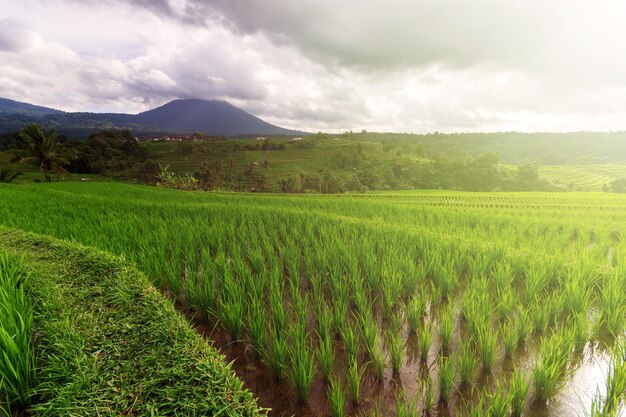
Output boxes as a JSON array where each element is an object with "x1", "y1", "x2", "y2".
[
  {"x1": 473, "y1": 320, "x2": 497, "y2": 372},
  {"x1": 315, "y1": 332, "x2": 334, "y2": 381},
  {"x1": 346, "y1": 358, "x2": 366, "y2": 405},
  {"x1": 509, "y1": 368, "x2": 529, "y2": 417},
  {"x1": 438, "y1": 355, "x2": 456, "y2": 404},
  {"x1": 590, "y1": 338, "x2": 626, "y2": 417},
  {"x1": 600, "y1": 275, "x2": 626, "y2": 338},
  {"x1": 458, "y1": 340, "x2": 477, "y2": 386},
  {"x1": 531, "y1": 299, "x2": 550, "y2": 335},
  {"x1": 288, "y1": 339, "x2": 315, "y2": 403},
  {"x1": 439, "y1": 304, "x2": 454, "y2": 353},
  {"x1": 486, "y1": 382, "x2": 510, "y2": 417},
  {"x1": 186, "y1": 275, "x2": 215, "y2": 319},
  {"x1": 396, "y1": 390, "x2": 419, "y2": 417},
  {"x1": 570, "y1": 312, "x2": 589, "y2": 351},
  {"x1": 434, "y1": 264, "x2": 458, "y2": 301},
  {"x1": 341, "y1": 325, "x2": 359, "y2": 363},
  {"x1": 0, "y1": 254, "x2": 36, "y2": 412},
  {"x1": 405, "y1": 293, "x2": 426, "y2": 334},
  {"x1": 316, "y1": 301, "x2": 334, "y2": 341},
  {"x1": 215, "y1": 277, "x2": 245, "y2": 340},
  {"x1": 247, "y1": 296, "x2": 266, "y2": 357},
  {"x1": 562, "y1": 275, "x2": 591, "y2": 317},
  {"x1": 372, "y1": 346, "x2": 386, "y2": 382},
  {"x1": 269, "y1": 280, "x2": 286, "y2": 334},
  {"x1": 516, "y1": 306, "x2": 534, "y2": 344},
  {"x1": 264, "y1": 327, "x2": 289, "y2": 380},
  {"x1": 390, "y1": 311, "x2": 403, "y2": 336},
  {"x1": 495, "y1": 288, "x2": 516, "y2": 322},
  {"x1": 532, "y1": 328, "x2": 573, "y2": 402},
  {"x1": 491, "y1": 262, "x2": 513, "y2": 292},
  {"x1": 327, "y1": 375, "x2": 346, "y2": 417},
  {"x1": 501, "y1": 318, "x2": 519, "y2": 359},
  {"x1": 360, "y1": 313, "x2": 378, "y2": 359},
  {"x1": 333, "y1": 296, "x2": 349, "y2": 337},
  {"x1": 419, "y1": 324, "x2": 433, "y2": 362},
  {"x1": 420, "y1": 377, "x2": 435, "y2": 415},
  {"x1": 388, "y1": 330, "x2": 404, "y2": 373}
]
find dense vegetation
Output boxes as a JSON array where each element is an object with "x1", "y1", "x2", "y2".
[
  {"x1": 0, "y1": 227, "x2": 263, "y2": 417},
  {"x1": 0, "y1": 182, "x2": 623, "y2": 416}
]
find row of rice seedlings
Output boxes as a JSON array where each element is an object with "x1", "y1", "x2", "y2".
[
  {"x1": 0, "y1": 254, "x2": 36, "y2": 414},
  {"x1": 532, "y1": 328, "x2": 574, "y2": 402}
]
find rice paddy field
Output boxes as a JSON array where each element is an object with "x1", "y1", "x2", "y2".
[{"x1": 0, "y1": 182, "x2": 624, "y2": 417}]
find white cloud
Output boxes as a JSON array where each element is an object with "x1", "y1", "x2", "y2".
[{"x1": 2, "y1": 0, "x2": 626, "y2": 132}]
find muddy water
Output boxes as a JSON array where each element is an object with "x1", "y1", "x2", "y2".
[{"x1": 188, "y1": 309, "x2": 620, "y2": 417}]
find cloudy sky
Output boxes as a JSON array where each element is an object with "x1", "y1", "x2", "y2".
[{"x1": 2, "y1": 0, "x2": 626, "y2": 133}]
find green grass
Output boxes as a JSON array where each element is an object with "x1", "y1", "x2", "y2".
[
  {"x1": 0, "y1": 253, "x2": 36, "y2": 415},
  {"x1": 0, "y1": 228, "x2": 263, "y2": 416}
]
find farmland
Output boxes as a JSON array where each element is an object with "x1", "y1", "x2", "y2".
[{"x1": 0, "y1": 182, "x2": 625, "y2": 416}]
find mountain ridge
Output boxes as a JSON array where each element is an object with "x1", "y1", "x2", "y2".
[{"x1": 0, "y1": 97, "x2": 304, "y2": 137}]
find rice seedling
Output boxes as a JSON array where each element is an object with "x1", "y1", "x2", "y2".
[
  {"x1": 438, "y1": 355, "x2": 456, "y2": 404},
  {"x1": 406, "y1": 293, "x2": 426, "y2": 334},
  {"x1": 288, "y1": 338, "x2": 315, "y2": 403},
  {"x1": 509, "y1": 368, "x2": 529, "y2": 417},
  {"x1": 486, "y1": 382, "x2": 510, "y2": 417},
  {"x1": 600, "y1": 275, "x2": 626, "y2": 338},
  {"x1": 570, "y1": 312, "x2": 590, "y2": 351},
  {"x1": 264, "y1": 327, "x2": 289, "y2": 380},
  {"x1": 589, "y1": 338, "x2": 626, "y2": 417},
  {"x1": 328, "y1": 375, "x2": 346, "y2": 417},
  {"x1": 372, "y1": 346, "x2": 386, "y2": 382},
  {"x1": 458, "y1": 340, "x2": 477, "y2": 387},
  {"x1": 532, "y1": 328, "x2": 573, "y2": 402},
  {"x1": 420, "y1": 377, "x2": 435, "y2": 415},
  {"x1": 390, "y1": 310, "x2": 403, "y2": 336},
  {"x1": 473, "y1": 320, "x2": 497, "y2": 372},
  {"x1": 516, "y1": 306, "x2": 534, "y2": 344},
  {"x1": 439, "y1": 304, "x2": 454, "y2": 353},
  {"x1": 396, "y1": 390, "x2": 419, "y2": 417},
  {"x1": 346, "y1": 358, "x2": 366, "y2": 405},
  {"x1": 316, "y1": 301, "x2": 334, "y2": 341},
  {"x1": 360, "y1": 313, "x2": 378, "y2": 359},
  {"x1": 501, "y1": 319, "x2": 519, "y2": 359},
  {"x1": 388, "y1": 330, "x2": 404, "y2": 373},
  {"x1": 215, "y1": 278, "x2": 245, "y2": 341},
  {"x1": 341, "y1": 325, "x2": 359, "y2": 363},
  {"x1": 315, "y1": 332, "x2": 335, "y2": 381},
  {"x1": 247, "y1": 296, "x2": 266, "y2": 357},
  {"x1": 0, "y1": 254, "x2": 36, "y2": 412},
  {"x1": 419, "y1": 324, "x2": 433, "y2": 362}
]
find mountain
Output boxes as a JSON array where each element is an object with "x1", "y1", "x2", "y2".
[
  {"x1": 0, "y1": 98, "x2": 304, "y2": 137},
  {"x1": 135, "y1": 99, "x2": 299, "y2": 136},
  {"x1": 0, "y1": 97, "x2": 65, "y2": 117}
]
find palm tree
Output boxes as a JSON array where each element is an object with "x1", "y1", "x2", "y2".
[
  {"x1": 18, "y1": 124, "x2": 69, "y2": 182},
  {"x1": 0, "y1": 167, "x2": 22, "y2": 183}
]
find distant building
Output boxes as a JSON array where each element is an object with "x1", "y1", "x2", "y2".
[{"x1": 256, "y1": 137, "x2": 267, "y2": 140}]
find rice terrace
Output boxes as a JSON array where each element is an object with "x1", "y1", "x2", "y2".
[
  {"x1": 2, "y1": 1, "x2": 626, "y2": 416},
  {"x1": 0, "y1": 183, "x2": 624, "y2": 416}
]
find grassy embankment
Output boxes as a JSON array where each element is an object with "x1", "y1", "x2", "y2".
[{"x1": 0, "y1": 227, "x2": 263, "y2": 416}]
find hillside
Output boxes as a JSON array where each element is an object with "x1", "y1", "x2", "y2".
[
  {"x1": 0, "y1": 97, "x2": 303, "y2": 137},
  {"x1": 0, "y1": 97, "x2": 64, "y2": 117}
]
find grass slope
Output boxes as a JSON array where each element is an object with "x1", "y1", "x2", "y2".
[{"x1": 0, "y1": 227, "x2": 263, "y2": 417}]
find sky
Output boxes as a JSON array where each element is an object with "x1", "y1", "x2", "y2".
[{"x1": 2, "y1": 0, "x2": 626, "y2": 133}]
